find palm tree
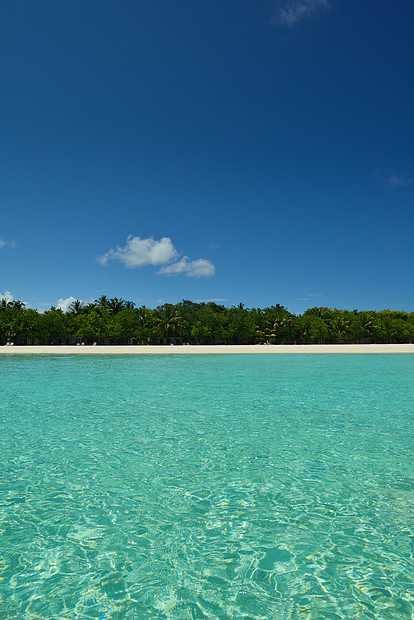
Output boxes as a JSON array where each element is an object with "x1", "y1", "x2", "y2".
[
  {"x1": 271, "y1": 316, "x2": 292, "y2": 343},
  {"x1": 82, "y1": 303, "x2": 97, "y2": 315},
  {"x1": 108, "y1": 298, "x2": 126, "y2": 314},
  {"x1": 155, "y1": 305, "x2": 182, "y2": 340},
  {"x1": 0, "y1": 298, "x2": 25, "y2": 310},
  {"x1": 360, "y1": 314, "x2": 375, "y2": 340},
  {"x1": 9, "y1": 300, "x2": 26, "y2": 310},
  {"x1": 136, "y1": 305, "x2": 153, "y2": 344},
  {"x1": 95, "y1": 294, "x2": 110, "y2": 308},
  {"x1": 329, "y1": 317, "x2": 350, "y2": 343},
  {"x1": 254, "y1": 324, "x2": 274, "y2": 343},
  {"x1": 124, "y1": 300, "x2": 136, "y2": 309},
  {"x1": 68, "y1": 299, "x2": 84, "y2": 315}
]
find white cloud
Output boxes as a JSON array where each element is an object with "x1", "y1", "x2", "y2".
[
  {"x1": 0, "y1": 239, "x2": 15, "y2": 249},
  {"x1": 98, "y1": 235, "x2": 178, "y2": 268},
  {"x1": 157, "y1": 256, "x2": 215, "y2": 278},
  {"x1": 1, "y1": 290, "x2": 14, "y2": 303},
  {"x1": 57, "y1": 296, "x2": 82, "y2": 313},
  {"x1": 36, "y1": 303, "x2": 51, "y2": 314},
  {"x1": 99, "y1": 235, "x2": 215, "y2": 278},
  {"x1": 296, "y1": 293, "x2": 323, "y2": 301},
  {"x1": 277, "y1": 0, "x2": 330, "y2": 26},
  {"x1": 385, "y1": 170, "x2": 414, "y2": 188},
  {"x1": 195, "y1": 298, "x2": 226, "y2": 303},
  {"x1": 0, "y1": 290, "x2": 29, "y2": 307}
]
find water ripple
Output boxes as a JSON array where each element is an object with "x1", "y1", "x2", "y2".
[{"x1": 0, "y1": 354, "x2": 413, "y2": 618}]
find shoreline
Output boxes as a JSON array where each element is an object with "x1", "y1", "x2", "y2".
[{"x1": 1, "y1": 344, "x2": 414, "y2": 355}]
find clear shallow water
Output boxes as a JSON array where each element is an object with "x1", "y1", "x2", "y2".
[{"x1": 0, "y1": 354, "x2": 413, "y2": 620}]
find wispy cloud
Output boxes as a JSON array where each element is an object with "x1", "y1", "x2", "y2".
[
  {"x1": 296, "y1": 293, "x2": 323, "y2": 301},
  {"x1": 157, "y1": 256, "x2": 215, "y2": 278},
  {"x1": 0, "y1": 239, "x2": 15, "y2": 249},
  {"x1": 384, "y1": 170, "x2": 414, "y2": 188},
  {"x1": 195, "y1": 298, "x2": 226, "y2": 303},
  {"x1": 276, "y1": 0, "x2": 330, "y2": 26},
  {"x1": 98, "y1": 235, "x2": 215, "y2": 278}
]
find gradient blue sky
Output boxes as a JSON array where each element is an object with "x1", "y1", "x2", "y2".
[{"x1": 1, "y1": 0, "x2": 413, "y2": 313}]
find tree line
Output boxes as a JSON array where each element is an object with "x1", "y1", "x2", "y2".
[{"x1": 1, "y1": 295, "x2": 413, "y2": 345}]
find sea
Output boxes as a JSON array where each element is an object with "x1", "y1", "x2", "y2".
[{"x1": 0, "y1": 354, "x2": 413, "y2": 619}]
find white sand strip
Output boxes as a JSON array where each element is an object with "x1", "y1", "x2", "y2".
[{"x1": 1, "y1": 344, "x2": 414, "y2": 354}]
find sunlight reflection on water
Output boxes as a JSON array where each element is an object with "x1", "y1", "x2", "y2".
[{"x1": 0, "y1": 354, "x2": 413, "y2": 619}]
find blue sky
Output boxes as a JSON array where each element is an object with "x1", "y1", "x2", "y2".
[{"x1": 1, "y1": 0, "x2": 413, "y2": 313}]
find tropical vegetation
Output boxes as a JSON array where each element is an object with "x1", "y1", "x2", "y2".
[{"x1": 0, "y1": 296, "x2": 413, "y2": 345}]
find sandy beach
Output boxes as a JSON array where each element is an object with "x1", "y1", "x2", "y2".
[{"x1": 1, "y1": 344, "x2": 414, "y2": 355}]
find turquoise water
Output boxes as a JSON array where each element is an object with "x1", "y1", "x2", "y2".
[{"x1": 0, "y1": 354, "x2": 413, "y2": 620}]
